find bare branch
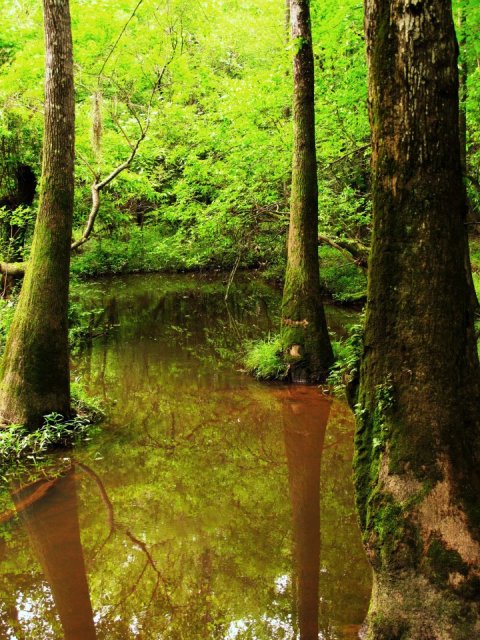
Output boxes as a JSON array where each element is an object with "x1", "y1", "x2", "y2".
[
  {"x1": 97, "y1": 0, "x2": 146, "y2": 78},
  {"x1": 76, "y1": 151, "x2": 100, "y2": 180}
]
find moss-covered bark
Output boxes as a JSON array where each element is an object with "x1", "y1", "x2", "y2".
[
  {"x1": 355, "y1": 0, "x2": 480, "y2": 636},
  {"x1": 281, "y1": 0, "x2": 334, "y2": 383},
  {"x1": 0, "y1": 0, "x2": 75, "y2": 428}
]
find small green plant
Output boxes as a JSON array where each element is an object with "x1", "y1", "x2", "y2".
[
  {"x1": 0, "y1": 412, "x2": 99, "y2": 468},
  {"x1": 0, "y1": 380, "x2": 104, "y2": 469},
  {"x1": 244, "y1": 334, "x2": 289, "y2": 380},
  {"x1": 328, "y1": 322, "x2": 364, "y2": 395},
  {"x1": 71, "y1": 380, "x2": 105, "y2": 423}
]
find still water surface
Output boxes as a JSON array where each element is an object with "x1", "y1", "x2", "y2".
[{"x1": 0, "y1": 273, "x2": 371, "y2": 639}]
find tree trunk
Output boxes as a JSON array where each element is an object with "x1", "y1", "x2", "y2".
[
  {"x1": 0, "y1": 0, "x2": 75, "y2": 427},
  {"x1": 355, "y1": 0, "x2": 480, "y2": 637},
  {"x1": 281, "y1": 0, "x2": 334, "y2": 383}
]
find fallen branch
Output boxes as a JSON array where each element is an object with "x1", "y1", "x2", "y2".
[
  {"x1": 318, "y1": 233, "x2": 369, "y2": 270},
  {"x1": 0, "y1": 261, "x2": 26, "y2": 277}
]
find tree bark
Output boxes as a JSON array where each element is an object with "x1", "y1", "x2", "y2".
[
  {"x1": 281, "y1": 0, "x2": 334, "y2": 383},
  {"x1": 0, "y1": 0, "x2": 75, "y2": 427},
  {"x1": 355, "y1": 0, "x2": 480, "y2": 637}
]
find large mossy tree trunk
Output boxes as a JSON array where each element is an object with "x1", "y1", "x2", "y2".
[
  {"x1": 281, "y1": 0, "x2": 333, "y2": 383},
  {"x1": 355, "y1": 0, "x2": 480, "y2": 637},
  {"x1": 0, "y1": 0, "x2": 75, "y2": 428}
]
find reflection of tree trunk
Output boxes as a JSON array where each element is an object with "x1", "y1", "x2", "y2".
[
  {"x1": 281, "y1": 388, "x2": 331, "y2": 640},
  {"x1": 11, "y1": 466, "x2": 97, "y2": 640}
]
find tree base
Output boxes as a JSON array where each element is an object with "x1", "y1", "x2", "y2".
[{"x1": 363, "y1": 573, "x2": 480, "y2": 640}]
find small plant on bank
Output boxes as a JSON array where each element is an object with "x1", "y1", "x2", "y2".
[
  {"x1": 0, "y1": 414, "x2": 97, "y2": 466},
  {"x1": 244, "y1": 334, "x2": 289, "y2": 380},
  {"x1": 0, "y1": 384, "x2": 104, "y2": 468}
]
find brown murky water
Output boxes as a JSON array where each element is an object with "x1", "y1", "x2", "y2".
[{"x1": 0, "y1": 273, "x2": 371, "y2": 639}]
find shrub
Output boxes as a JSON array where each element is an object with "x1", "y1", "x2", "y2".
[{"x1": 244, "y1": 334, "x2": 288, "y2": 381}]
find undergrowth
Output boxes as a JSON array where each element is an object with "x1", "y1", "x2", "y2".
[
  {"x1": 0, "y1": 382, "x2": 104, "y2": 470},
  {"x1": 319, "y1": 246, "x2": 367, "y2": 303},
  {"x1": 328, "y1": 322, "x2": 364, "y2": 397},
  {"x1": 244, "y1": 334, "x2": 289, "y2": 381}
]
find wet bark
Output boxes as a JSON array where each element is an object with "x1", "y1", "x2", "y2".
[
  {"x1": 11, "y1": 467, "x2": 97, "y2": 639},
  {"x1": 0, "y1": 0, "x2": 75, "y2": 427},
  {"x1": 355, "y1": 0, "x2": 480, "y2": 637},
  {"x1": 281, "y1": 0, "x2": 334, "y2": 383}
]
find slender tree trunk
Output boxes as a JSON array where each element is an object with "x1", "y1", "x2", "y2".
[
  {"x1": 281, "y1": 0, "x2": 333, "y2": 383},
  {"x1": 285, "y1": 0, "x2": 291, "y2": 43},
  {"x1": 0, "y1": 0, "x2": 75, "y2": 427},
  {"x1": 457, "y1": 0, "x2": 467, "y2": 177},
  {"x1": 355, "y1": 0, "x2": 480, "y2": 637}
]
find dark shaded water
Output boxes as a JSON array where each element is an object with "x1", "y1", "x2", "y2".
[{"x1": 0, "y1": 273, "x2": 371, "y2": 639}]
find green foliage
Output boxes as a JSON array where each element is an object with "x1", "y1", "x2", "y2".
[
  {"x1": 319, "y1": 246, "x2": 367, "y2": 302},
  {"x1": 0, "y1": 378, "x2": 104, "y2": 469},
  {"x1": 0, "y1": 0, "x2": 374, "y2": 282},
  {"x1": 244, "y1": 334, "x2": 289, "y2": 381},
  {"x1": 0, "y1": 413, "x2": 99, "y2": 468},
  {"x1": 0, "y1": 294, "x2": 17, "y2": 356},
  {"x1": 328, "y1": 321, "x2": 363, "y2": 395},
  {"x1": 0, "y1": 205, "x2": 35, "y2": 261}
]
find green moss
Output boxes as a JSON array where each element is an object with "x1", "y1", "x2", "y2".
[
  {"x1": 370, "y1": 613, "x2": 409, "y2": 640},
  {"x1": 354, "y1": 378, "x2": 396, "y2": 531},
  {"x1": 424, "y1": 536, "x2": 468, "y2": 586}
]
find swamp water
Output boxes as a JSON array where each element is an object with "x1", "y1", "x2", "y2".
[{"x1": 0, "y1": 273, "x2": 371, "y2": 639}]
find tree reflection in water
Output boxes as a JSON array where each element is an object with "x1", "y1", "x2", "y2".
[
  {"x1": 281, "y1": 386, "x2": 329, "y2": 640},
  {"x1": 0, "y1": 274, "x2": 370, "y2": 639},
  {"x1": 11, "y1": 465, "x2": 96, "y2": 639}
]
